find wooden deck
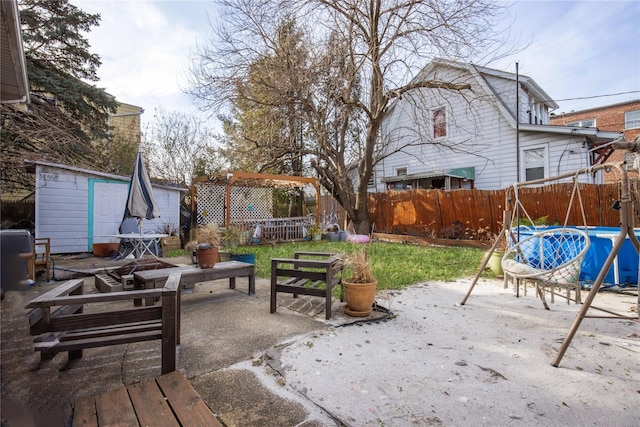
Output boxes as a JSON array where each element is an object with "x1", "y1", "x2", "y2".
[{"x1": 72, "y1": 370, "x2": 220, "y2": 427}]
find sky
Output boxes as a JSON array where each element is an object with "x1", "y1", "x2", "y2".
[{"x1": 69, "y1": 0, "x2": 640, "y2": 129}]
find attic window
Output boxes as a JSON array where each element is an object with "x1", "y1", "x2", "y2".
[{"x1": 433, "y1": 108, "x2": 446, "y2": 138}]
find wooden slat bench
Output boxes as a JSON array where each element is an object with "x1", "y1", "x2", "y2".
[
  {"x1": 72, "y1": 370, "x2": 220, "y2": 427},
  {"x1": 133, "y1": 260, "x2": 255, "y2": 297},
  {"x1": 25, "y1": 273, "x2": 181, "y2": 374},
  {"x1": 270, "y1": 252, "x2": 344, "y2": 319}
]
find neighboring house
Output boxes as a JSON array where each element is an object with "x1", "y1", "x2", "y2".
[
  {"x1": 374, "y1": 59, "x2": 622, "y2": 191},
  {"x1": 27, "y1": 160, "x2": 187, "y2": 254},
  {"x1": 550, "y1": 99, "x2": 640, "y2": 182},
  {"x1": 109, "y1": 102, "x2": 144, "y2": 145}
]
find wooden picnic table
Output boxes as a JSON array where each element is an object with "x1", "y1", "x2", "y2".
[{"x1": 72, "y1": 370, "x2": 220, "y2": 426}]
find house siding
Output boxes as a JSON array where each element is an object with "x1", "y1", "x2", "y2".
[
  {"x1": 377, "y1": 61, "x2": 603, "y2": 191},
  {"x1": 35, "y1": 164, "x2": 184, "y2": 254}
]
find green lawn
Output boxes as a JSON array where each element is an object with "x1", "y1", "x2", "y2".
[{"x1": 229, "y1": 241, "x2": 489, "y2": 290}]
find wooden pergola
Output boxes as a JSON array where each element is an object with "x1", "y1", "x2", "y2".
[{"x1": 191, "y1": 171, "x2": 320, "y2": 229}]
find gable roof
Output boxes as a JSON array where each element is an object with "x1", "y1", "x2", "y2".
[
  {"x1": 409, "y1": 58, "x2": 620, "y2": 143},
  {"x1": 0, "y1": 0, "x2": 29, "y2": 104}
]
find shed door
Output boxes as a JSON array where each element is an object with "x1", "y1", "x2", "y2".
[{"x1": 92, "y1": 181, "x2": 128, "y2": 245}]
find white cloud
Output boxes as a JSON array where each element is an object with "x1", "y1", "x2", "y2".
[
  {"x1": 71, "y1": 0, "x2": 639, "y2": 125},
  {"x1": 495, "y1": 1, "x2": 640, "y2": 113},
  {"x1": 71, "y1": 0, "x2": 213, "y2": 125}
]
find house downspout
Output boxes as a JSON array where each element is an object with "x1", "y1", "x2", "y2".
[{"x1": 515, "y1": 61, "x2": 521, "y2": 297}]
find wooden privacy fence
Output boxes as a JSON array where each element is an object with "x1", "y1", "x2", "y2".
[{"x1": 368, "y1": 182, "x2": 637, "y2": 238}]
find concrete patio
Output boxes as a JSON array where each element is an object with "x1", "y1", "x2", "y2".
[{"x1": 1, "y1": 254, "x2": 638, "y2": 426}]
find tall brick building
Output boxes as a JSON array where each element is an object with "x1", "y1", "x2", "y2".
[{"x1": 550, "y1": 99, "x2": 640, "y2": 182}]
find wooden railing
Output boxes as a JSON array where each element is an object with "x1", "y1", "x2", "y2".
[{"x1": 230, "y1": 216, "x2": 315, "y2": 243}]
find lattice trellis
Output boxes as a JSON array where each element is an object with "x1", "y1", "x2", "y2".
[
  {"x1": 196, "y1": 184, "x2": 225, "y2": 225},
  {"x1": 196, "y1": 183, "x2": 274, "y2": 225},
  {"x1": 193, "y1": 172, "x2": 320, "y2": 244},
  {"x1": 230, "y1": 186, "x2": 273, "y2": 220}
]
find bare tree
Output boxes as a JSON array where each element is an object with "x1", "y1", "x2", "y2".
[
  {"x1": 142, "y1": 109, "x2": 222, "y2": 186},
  {"x1": 188, "y1": 0, "x2": 507, "y2": 233}
]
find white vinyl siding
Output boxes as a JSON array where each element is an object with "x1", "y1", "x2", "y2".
[{"x1": 376, "y1": 61, "x2": 598, "y2": 191}]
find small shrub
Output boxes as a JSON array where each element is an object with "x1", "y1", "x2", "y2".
[{"x1": 438, "y1": 221, "x2": 466, "y2": 239}]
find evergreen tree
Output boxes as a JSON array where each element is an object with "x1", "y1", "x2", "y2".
[{"x1": 1, "y1": 0, "x2": 117, "y2": 194}]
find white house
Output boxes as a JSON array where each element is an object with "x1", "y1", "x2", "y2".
[
  {"x1": 374, "y1": 59, "x2": 622, "y2": 191},
  {"x1": 27, "y1": 160, "x2": 187, "y2": 254}
]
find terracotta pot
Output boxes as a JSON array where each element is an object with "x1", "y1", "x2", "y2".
[
  {"x1": 196, "y1": 247, "x2": 219, "y2": 269},
  {"x1": 93, "y1": 242, "x2": 119, "y2": 257},
  {"x1": 343, "y1": 280, "x2": 377, "y2": 316}
]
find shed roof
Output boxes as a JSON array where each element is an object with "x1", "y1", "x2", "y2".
[{"x1": 25, "y1": 159, "x2": 188, "y2": 193}]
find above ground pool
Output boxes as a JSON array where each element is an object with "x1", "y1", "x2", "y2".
[{"x1": 513, "y1": 226, "x2": 639, "y2": 287}]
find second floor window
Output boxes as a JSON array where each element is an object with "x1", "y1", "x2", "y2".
[
  {"x1": 625, "y1": 110, "x2": 640, "y2": 129},
  {"x1": 433, "y1": 108, "x2": 446, "y2": 138}
]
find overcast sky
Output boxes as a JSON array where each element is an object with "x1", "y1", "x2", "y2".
[{"x1": 70, "y1": 0, "x2": 640, "y2": 129}]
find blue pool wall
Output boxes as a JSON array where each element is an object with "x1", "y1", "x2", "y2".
[{"x1": 514, "y1": 226, "x2": 639, "y2": 286}]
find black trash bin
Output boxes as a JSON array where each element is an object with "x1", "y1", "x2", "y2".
[{"x1": 1, "y1": 229, "x2": 33, "y2": 291}]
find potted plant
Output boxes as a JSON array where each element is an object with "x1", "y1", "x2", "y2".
[
  {"x1": 220, "y1": 225, "x2": 243, "y2": 262},
  {"x1": 471, "y1": 221, "x2": 506, "y2": 276},
  {"x1": 187, "y1": 223, "x2": 221, "y2": 268},
  {"x1": 342, "y1": 246, "x2": 377, "y2": 317},
  {"x1": 306, "y1": 224, "x2": 322, "y2": 241},
  {"x1": 487, "y1": 236, "x2": 507, "y2": 276},
  {"x1": 222, "y1": 225, "x2": 242, "y2": 248}
]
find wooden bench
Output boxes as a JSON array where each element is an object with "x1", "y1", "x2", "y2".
[
  {"x1": 25, "y1": 273, "x2": 181, "y2": 374},
  {"x1": 270, "y1": 252, "x2": 344, "y2": 320},
  {"x1": 72, "y1": 370, "x2": 220, "y2": 426},
  {"x1": 133, "y1": 260, "x2": 255, "y2": 297}
]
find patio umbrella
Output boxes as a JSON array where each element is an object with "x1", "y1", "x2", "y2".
[{"x1": 124, "y1": 150, "x2": 160, "y2": 233}]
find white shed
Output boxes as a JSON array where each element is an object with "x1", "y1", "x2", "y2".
[{"x1": 28, "y1": 160, "x2": 187, "y2": 254}]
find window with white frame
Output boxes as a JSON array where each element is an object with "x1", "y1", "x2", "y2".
[
  {"x1": 566, "y1": 118, "x2": 595, "y2": 128},
  {"x1": 396, "y1": 167, "x2": 407, "y2": 176},
  {"x1": 523, "y1": 147, "x2": 546, "y2": 181},
  {"x1": 432, "y1": 107, "x2": 446, "y2": 138},
  {"x1": 624, "y1": 110, "x2": 640, "y2": 129}
]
